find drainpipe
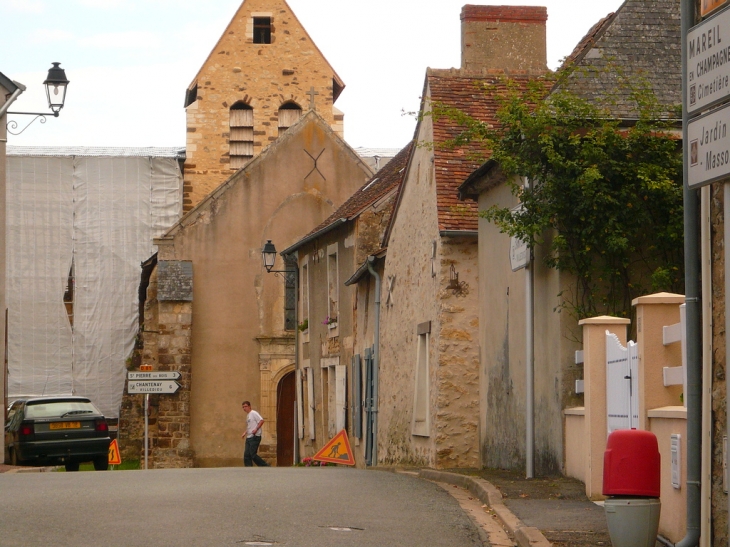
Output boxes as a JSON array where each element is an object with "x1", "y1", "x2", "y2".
[
  {"x1": 366, "y1": 256, "x2": 381, "y2": 466},
  {"x1": 525, "y1": 179, "x2": 534, "y2": 479},
  {"x1": 678, "y1": 1, "x2": 701, "y2": 545}
]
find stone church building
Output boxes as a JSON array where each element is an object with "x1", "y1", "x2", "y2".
[
  {"x1": 182, "y1": 0, "x2": 345, "y2": 211},
  {"x1": 121, "y1": 0, "x2": 373, "y2": 467}
]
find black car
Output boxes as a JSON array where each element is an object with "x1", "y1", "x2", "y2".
[{"x1": 5, "y1": 396, "x2": 111, "y2": 471}]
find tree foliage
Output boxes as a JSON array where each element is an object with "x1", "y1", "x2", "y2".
[{"x1": 433, "y1": 66, "x2": 684, "y2": 320}]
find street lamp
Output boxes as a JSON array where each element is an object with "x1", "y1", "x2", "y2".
[
  {"x1": 43, "y1": 63, "x2": 70, "y2": 116},
  {"x1": 7, "y1": 62, "x2": 70, "y2": 135},
  {"x1": 262, "y1": 240, "x2": 278, "y2": 273}
]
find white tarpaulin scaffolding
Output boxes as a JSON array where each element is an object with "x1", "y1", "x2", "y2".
[{"x1": 6, "y1": 147, "x2": 183, "y2": 418}]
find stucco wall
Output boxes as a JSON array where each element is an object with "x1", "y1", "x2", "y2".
[
  {"x1": 184, "y1": 0, "x2": 342, "y2": 210},
  {"x1": 379, "y1": 112, "x2": 479, "y2": 468},
  {"x1": 158, "y1": 116, "x2": 370, "y2": 466},
  {"x1": 477, "y1": 178, "x2": 581, "y2": 474},
  {"x1": 648, "y1": 410, "x2": 687, "y2": 543},
  {"x1": 0, "y1": 85, "x2": 9, "y2": 464}
]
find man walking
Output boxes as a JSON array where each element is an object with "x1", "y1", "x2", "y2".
[{"x1": 242, "y1": 401, "x2": 270, "y2": 467}]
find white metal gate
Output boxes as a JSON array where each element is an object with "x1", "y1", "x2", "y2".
[{"x1": 605, "y1": 331, "x2": 639, "y2": 434}]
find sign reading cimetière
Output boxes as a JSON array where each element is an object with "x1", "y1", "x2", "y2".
[{"x1": 687, "y1": 6, "x2": 730, "y2": 115}]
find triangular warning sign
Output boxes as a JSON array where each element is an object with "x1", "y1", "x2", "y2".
[
  {"x1": 312, "y1": 429, "x2": 355, "y2": 466},
  {"x1": 108, "y1": 439, "x2": 122, "y2": 465}
]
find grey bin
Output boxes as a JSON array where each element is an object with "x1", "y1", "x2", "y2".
[{"x1": 604, "y1": 497, "x2": 661, "y2": 547}]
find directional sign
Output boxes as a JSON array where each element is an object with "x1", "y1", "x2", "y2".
[
  {"x1": 509, "y1": 204, "x2": 529, "y2": 272},
  {"x1": 108, "y1": 439, "x2": 122, "y2": 465},
  {"x1": 128, "y1": 371, "x2": 181, "y2": 380},
  {"x1": 312, "y1": 429, "x2": 355, "y2": 466},
  {"x1": 688, "y1": 102, "x2": 730, "y2": 188},
  {"x1": 687, "y1": 6, "x2": 730, "y2": 116},
  {"x1": 510, "y1": 236, "x2": 529, "y2": 272},
  {"x1": 128, "y1": 380, "x2": 181, "y2": 394}
]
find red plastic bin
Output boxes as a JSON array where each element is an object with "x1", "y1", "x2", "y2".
[{"x1": 603, "y1": 429, "x2": 660, "y2": 497}]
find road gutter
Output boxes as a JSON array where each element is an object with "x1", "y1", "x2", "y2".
[{"x1": 418, "y1": 469, "x2": 552, "y2": 547}]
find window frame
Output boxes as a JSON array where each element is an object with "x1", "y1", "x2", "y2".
[
  {"x1": 253, "y1": 16, "x2": 272, "y2": 44},
  {"x1": 412, "y1": 322, "x2": 431, "y2": 437}
]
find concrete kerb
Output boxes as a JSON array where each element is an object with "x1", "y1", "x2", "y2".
[{"x1": 418, "y1": 469, "x2": 552, "y2": 547}]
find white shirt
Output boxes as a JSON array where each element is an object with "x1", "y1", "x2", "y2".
[{"x1": 246, "y1": 409, "x2": 264, "y2": 438}]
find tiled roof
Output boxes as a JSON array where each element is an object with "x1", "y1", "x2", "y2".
[
  {"x1": 303, "y1": 141, "x2": 413, "y2": 239},
  {"x1": 428, "y1": 70, "x2": 539, "y2": 232},
  {"x1": 7, "y1": 146, "x2": 186, "y2": 158},
  {"x1": 555, "y1": 0, "x2": 681, "y2": 119}
]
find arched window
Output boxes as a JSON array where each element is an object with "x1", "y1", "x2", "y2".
[
  {"x1": 278, "y1": 102, "x2": 302, "y2": 135},
  {"x1": 230, "y1": 102, "x2": 253, "y2": 169}
]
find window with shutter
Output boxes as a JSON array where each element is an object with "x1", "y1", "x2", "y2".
[
  {"x1": 278, "y1": 102, "x2": 302, "y2": 135},
  {"x1": 229, "y1": 102, "x2": 254, "y2": 169}
]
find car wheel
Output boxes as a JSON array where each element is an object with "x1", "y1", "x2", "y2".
[
  {"x1": 93, "y1": 456, "x2": 109, "y2": 471},
  {"x1": 64, "y1": 462, "x2": 80, "y2": 472}
]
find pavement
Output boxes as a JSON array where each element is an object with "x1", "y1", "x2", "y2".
[
  {"x1": 417, "y1": 468, "x2": 613, "y2": 547},
  {"x1": 0, "y1": 463, "x2": 57, "y2": 473},
  {"x1": 420, "y1": 468, "x2": 675, "y2": 547}
]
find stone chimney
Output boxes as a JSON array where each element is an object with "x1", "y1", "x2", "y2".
[{"x1": 461, "y1": 5, "x2": 548, "y2": 74}]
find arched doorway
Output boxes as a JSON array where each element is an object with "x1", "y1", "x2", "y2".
[{"x1": 276, "y1": 371, "x2": 296, "y2": 466}]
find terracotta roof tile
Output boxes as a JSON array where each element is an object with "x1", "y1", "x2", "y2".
[{"x1": 427, "y1": 70, "x2": 539, "y2": 232}]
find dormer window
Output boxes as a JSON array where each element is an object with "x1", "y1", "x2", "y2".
[{"x1": 253, "y1": 17, "x2": 272, "y2": 44}]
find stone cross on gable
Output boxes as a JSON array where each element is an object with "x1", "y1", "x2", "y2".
[{"x1": 306, "y1": 86, "x2": 319, "y2": 111}]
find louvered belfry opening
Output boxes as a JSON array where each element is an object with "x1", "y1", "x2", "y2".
[
  {"x1": 229, "y1": 102, "x2": 254, "y2": 169},
  {"x1": 278, "y1": 102, "x2": 302, "y2": 136}
]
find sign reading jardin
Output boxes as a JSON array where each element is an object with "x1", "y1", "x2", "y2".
[
  {"x1": 688, "y1": 102, "x2": 730, "y2": 188},
  {"x1": 687, "y1": 6, "x2": 730, "y2": 116}
]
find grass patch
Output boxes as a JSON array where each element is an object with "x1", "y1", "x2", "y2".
[{"x1": 57, "y1": 459, "x2": 141, "y2": 472}]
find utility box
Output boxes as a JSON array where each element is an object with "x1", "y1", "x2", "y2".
[{"x1": 603, "y1": 429, "x2": 661, "y2": 497}]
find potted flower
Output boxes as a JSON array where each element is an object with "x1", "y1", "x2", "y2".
[
  {"x1": 323, "y1": 316, "x2": 337, "y2": 329},
  {"x1": 297, "y1": 318, "x2": 309, "y2": 333}
]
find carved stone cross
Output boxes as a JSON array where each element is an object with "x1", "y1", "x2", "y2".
[{"x1": 306, "y1": 86, "x2": 319, "y2": 110}]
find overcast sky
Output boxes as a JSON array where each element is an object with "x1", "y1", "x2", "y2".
[{"x1": 2, "y1": 0, "x2": 625, "y2": 150}]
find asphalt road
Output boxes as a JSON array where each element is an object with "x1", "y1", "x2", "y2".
[{"x1": 0, "y1": 467, "x2": 483, "y2": 547}]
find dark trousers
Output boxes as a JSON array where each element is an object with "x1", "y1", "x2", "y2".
[{"x1": 244, "y1": 435, "x2": 269, "y2": 467}]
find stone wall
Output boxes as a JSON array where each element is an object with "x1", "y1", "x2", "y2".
[
  {"x1": 120, "y1": 266, "x2": 194, "y2": 468},
  {"x1": 152, "y1": 300, "x2": 193, "y2": 468},
  {"x1": 184, "y1": 0, "x2": 343, "y2": 211},
  {"x1": 460, "y1": 5, "x2": 547, "y2": 74},
  {"x1": 378, "y1": 115, "x2": 480, "y2": 468},
  {"x1": 711, "y1": 182, "x2": 727, "y2": 543},
  {"x1": 435, "y1": 238, "x2": 480, "y2": 468}
]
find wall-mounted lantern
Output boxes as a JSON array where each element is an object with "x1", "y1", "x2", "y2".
[{"x1": 7, "y1": 62, "x2": 70, "y2": 135}]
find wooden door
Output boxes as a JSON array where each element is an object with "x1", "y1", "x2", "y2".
[{"x1": 276, "y1": 371, "x2": 296, "y2": 466}]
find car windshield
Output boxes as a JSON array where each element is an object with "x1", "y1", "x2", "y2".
[{"x1": 25, "y1": 401, "x2": 100, "y2": 419}]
